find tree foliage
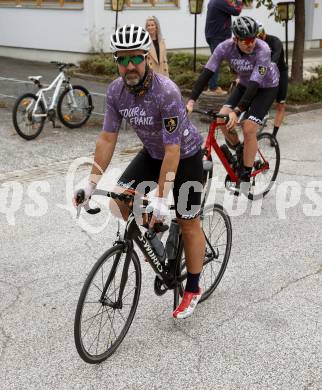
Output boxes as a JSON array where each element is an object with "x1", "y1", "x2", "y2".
[{"x1": 253, "y1": 0, "x2": 274, "y2": 11}]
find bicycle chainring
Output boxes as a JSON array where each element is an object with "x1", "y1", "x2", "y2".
[{"x1": 154, "y1": 276, "x2": 168, "y2": 296}]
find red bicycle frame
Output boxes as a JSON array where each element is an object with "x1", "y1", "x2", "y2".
[{"x1": 203, "y1": 119, "x2": 269, "y2": 184}]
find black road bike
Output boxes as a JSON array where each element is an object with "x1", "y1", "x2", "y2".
[{"x1": 74, "y1": 189, "x2": 232, "y2": 364}]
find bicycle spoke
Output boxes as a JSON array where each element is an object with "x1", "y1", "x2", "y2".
[
  {"x1": 117, "y1": 309, "x2": 126, "y2": 323},
  {"x1": 101, "y1": 265, "x2": 105, "y2": 292},
  {"x1": 92, "y1": 282, "x2": 103, "y2": 294},
  {"x1": 94, "y1": 309, "x2": 104, "y2": 355},
  {"x1": 82, "y1": 306, "x2": 104, "y2": 339},
  {"x1": 120, "y1": 286, "x2": 136, "y2": 302},
  {"x1": 106, "y1": 308, "x2": 117, "y2": 346},
  {"x1": 103, "y1": 271, "x2": 136, "y2": 301}
]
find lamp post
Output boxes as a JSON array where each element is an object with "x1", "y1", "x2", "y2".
[
  {"x1": 112, "y1": 0, "x2": 125, "y2": 32},
  {"x1": 188, "y1": 0, "x2": 204, "y2": 72},
  {"x1": 276, "y1": 1, "x2": 295, "y2": 68}
]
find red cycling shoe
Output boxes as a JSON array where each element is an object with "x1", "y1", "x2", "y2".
[{"x1": 172, "y1": 288, "x2": 202, "y2": 319}]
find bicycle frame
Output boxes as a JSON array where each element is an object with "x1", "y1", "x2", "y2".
[
  {"x1": 76, "y1": 188, "x2": 219, "y2": 307},
  {"x1": 29, "y1": 71, "x2": 73, "y2": 117},
  {"x1": 125, "y1": 213, "x2": 178, "y2": 281},
  {"x1": 204, "y1": 120, "x2": 269, "y2": 184},
  {"x1": 98, "y1": 212, "x2": 182, "y2": 307}
]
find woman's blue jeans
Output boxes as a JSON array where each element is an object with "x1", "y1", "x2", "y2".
[{"x1": 206, "y1": 37, "x2": 225, "y2": 90}]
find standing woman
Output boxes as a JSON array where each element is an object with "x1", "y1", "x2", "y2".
[{"x1": 145, "y1": 16, "x2": 169, "y2": 77}]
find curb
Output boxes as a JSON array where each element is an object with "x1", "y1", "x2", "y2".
[{"x1": 284, "y1": 101, "x2": 322, "y2": 113}]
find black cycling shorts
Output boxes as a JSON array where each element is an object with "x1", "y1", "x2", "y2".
[
  {"x1": 117, "y1": 148, "x2": 204, "y2": 220},
  {"x1": 276, "y1": 70, "x2": 288, "y2": 103},
  {"x1": 224, "y1": 83, "x2": 278, "y2": 125}
]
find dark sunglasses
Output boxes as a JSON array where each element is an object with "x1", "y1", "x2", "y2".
[
  {"x1": 114, "y1": 54, "x2": 147, "y2": 66},
  {"x1": 238, "y1": 37, "x2": 256, "y2": 45}
]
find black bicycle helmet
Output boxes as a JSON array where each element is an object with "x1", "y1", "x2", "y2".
[
  {"x1": 110, "y1": 24, "x2": 151, "y2": 53},
  {"x1": 232, "y1": 16, "x2": 258, "y2": 39}
]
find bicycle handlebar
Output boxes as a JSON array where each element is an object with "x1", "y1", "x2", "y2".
[
  {"x1": 75, "y1": 188, "x2": 149, "y2": 215},
  {"x1": 193, "y1": 109, "x2": 229, "y2": 123},
  {"x1": 75, "y1": 189, "x2": 169, "y2": 233}
]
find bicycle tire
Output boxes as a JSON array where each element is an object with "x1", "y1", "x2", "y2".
[
  {"x1": 74, "y1": 244, "x2": 141, "y2": 364},
  {"x1": 57, "y1": 85, "x2": 92, "y2": 129},
  {"x1": 248, "y1": 132, "x2": 280, "y2": 201},
  {"x1": 12, "y1": 93, "x2": 46, "y2": 140},
  {"x1": 178, "y1": 203, "x2": 232, "y2": 304}
]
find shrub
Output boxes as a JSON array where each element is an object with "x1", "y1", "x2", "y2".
[
  {"x1": 79, "y1": 54, "x2": 117, "y2": 78},
  {"x1": 78, "y1": 52, "x2": 322, "y2": 104},
  {"x1": 288, "y1": 77, "x2": 322, "y2": 103}
]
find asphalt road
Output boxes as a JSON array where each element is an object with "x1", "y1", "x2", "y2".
[{"x1": 0, "y1": 106, "x2": 321, "y2": 390}]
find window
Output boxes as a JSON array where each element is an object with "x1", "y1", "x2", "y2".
[
  {"x1": 0, "y1": 0, "x2": 83, "y2": 7},
  {"x1": 105, "y1": 0, "x2": 179, "y2": 9}
]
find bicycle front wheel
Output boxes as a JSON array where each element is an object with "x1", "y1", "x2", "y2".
[
  {"x1": 12, "y1": 93, "x2": 46, "y2": 140},
  {"x1": 248, "y1": 132, "x2": 280, "y2": 201},
  {"x1": 74, "y1": 244, "x2": 141, "y2": 364},
  {"x1": 57, "y1": 85, "x2": 92, "y2": 128},
  {"x1": 178, "y1": 204, "x2": 232, "y2": 304}
]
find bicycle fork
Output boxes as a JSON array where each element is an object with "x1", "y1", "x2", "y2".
[{"x1": 100, "y1": 241, "x2": 133, "y2": 310}]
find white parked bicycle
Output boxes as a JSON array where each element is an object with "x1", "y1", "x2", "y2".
[{"x1": 12, "y1": 62, "x2": 93, "y2": 140}]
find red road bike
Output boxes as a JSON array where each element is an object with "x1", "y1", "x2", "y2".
[{"x1": 194, "y1": 109, "x2": 280, "y2": 203}]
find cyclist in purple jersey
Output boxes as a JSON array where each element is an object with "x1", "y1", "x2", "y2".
[
  {"x1": 103, "y1": 67, "x2": 202, "y2": 160},
  {"x1": 187, "y1": 16, "x2": 279, "y2": 195},
  {"x1": 74, "y1": 24, "x2": 205, "y2": 319}
]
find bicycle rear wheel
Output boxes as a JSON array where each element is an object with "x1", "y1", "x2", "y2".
[
  {"x1": 57, "y1": 85, "x2": 92, "y2": 128},
  {"x1": 248, "y1": 132, "x2": 280, "y2": 201},
  {"x1": 178, "y1": 204, "x2": 232, "y2": 304},
  {"x1": 12, "y1": 93, "x2": 46, "y2": 140},
  {"x1": 74, "y1": 244, "x2": 141, "y2": 364}
]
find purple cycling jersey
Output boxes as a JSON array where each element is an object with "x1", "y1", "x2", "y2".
[
  {"x1": 103, "y1": 72, "x2": 202, "y2": 160},
  {"x1": 206, "y1": 38, "x2": 280, "y2": 88}
]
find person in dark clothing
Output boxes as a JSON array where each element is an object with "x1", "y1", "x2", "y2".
[
  {"x1": 257, "y1": 22, "x2": 288, "y2": 140},
  {"x1": 205, "y1": 0, "x2": 243, "y2": 96}
]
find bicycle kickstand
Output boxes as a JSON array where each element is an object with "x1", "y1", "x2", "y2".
[
  {"x1": 50, "y1": 119, "x2": 61, "y2": 129},
  {"x1": 48, "y1": 109, "x2": 61, "y2": 129}
]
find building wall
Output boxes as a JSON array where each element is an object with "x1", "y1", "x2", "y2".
[
  {"x1": 0, "y1": 0, "x2": 315, "y2": 62},
  {"x1": 312, "y1": 0, "x2": 322, "y2": 40}
]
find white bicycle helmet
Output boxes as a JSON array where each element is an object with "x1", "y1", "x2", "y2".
[{"x1": 110, "y1": 24, "x2": 152, "y2": 53}]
